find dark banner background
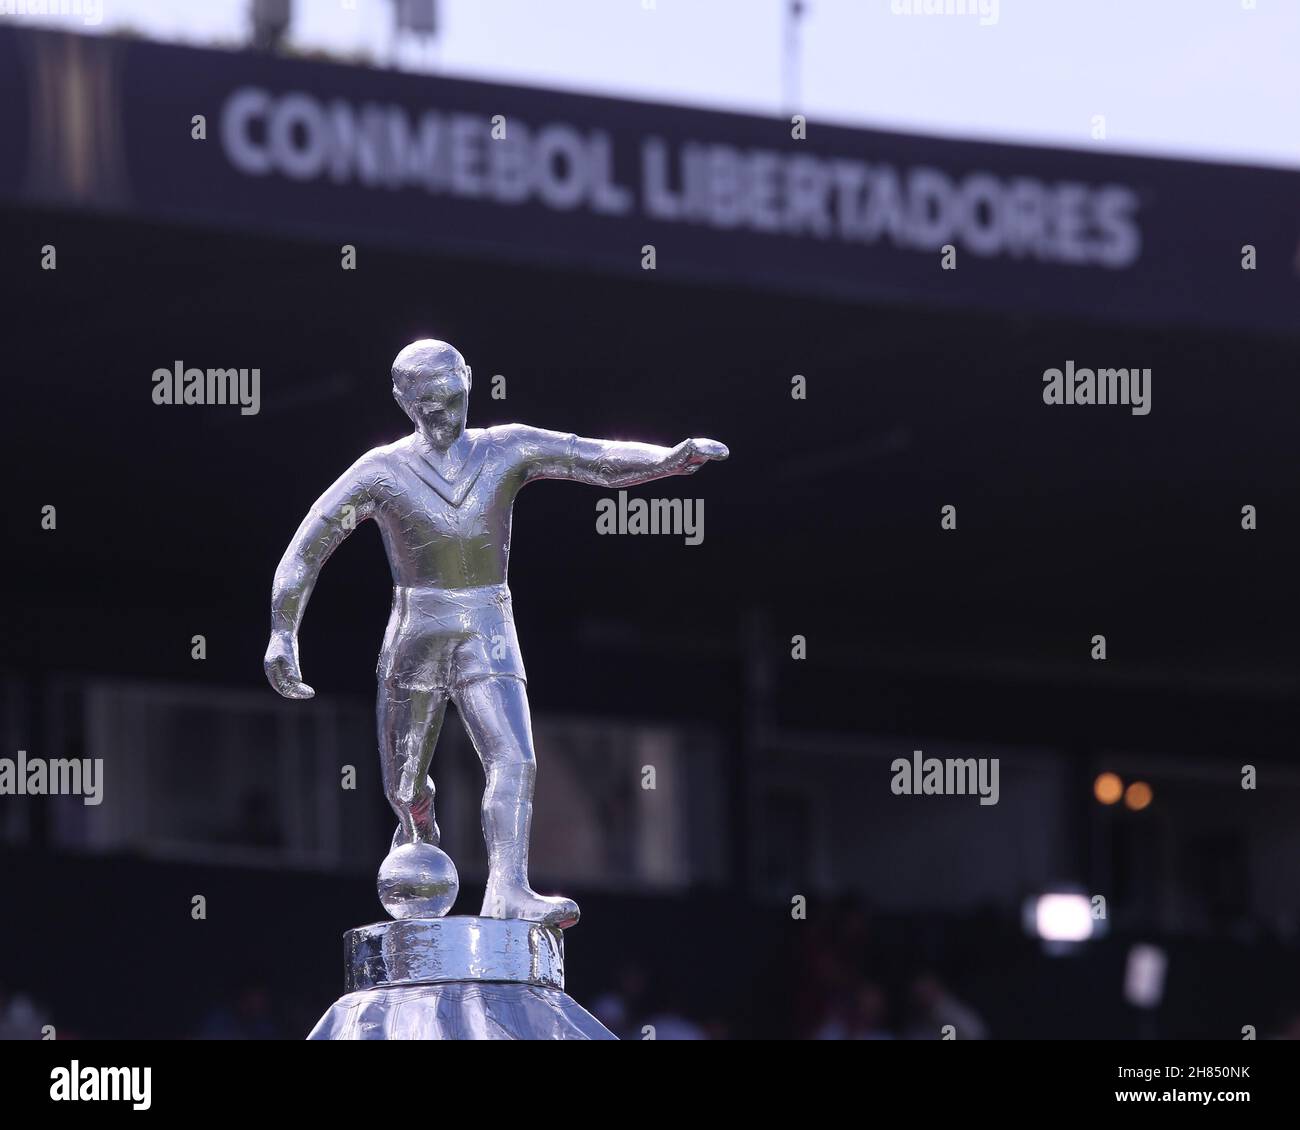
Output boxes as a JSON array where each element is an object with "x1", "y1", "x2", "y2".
[{"x1": 3, "y1": 26, "x2": 1300, "y2": 333}]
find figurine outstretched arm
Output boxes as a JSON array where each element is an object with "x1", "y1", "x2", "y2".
[
  {"x1": 514, "y1": 426, "x2": 729, "y2": 488},
  {"x1": 264, "y1": 455, "x2": 380, "y2": 700}
]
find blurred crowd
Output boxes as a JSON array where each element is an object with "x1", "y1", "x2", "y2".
[
  {"x1": 4, "y1": 895, "x2": 1300, "y2": 1039},
  {"x1": 588, "y1": 901, "x2": 989, "y2": 1041}
]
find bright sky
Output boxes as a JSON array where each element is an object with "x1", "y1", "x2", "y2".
[{"x1": 11, "y1": 0, "x2": 1300, "y2": 168}]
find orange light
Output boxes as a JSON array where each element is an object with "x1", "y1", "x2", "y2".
[
  {"x1": 1125, "y1": 781, "x2": 1154, "y2": 811},
  {"x1": 1094, "y1": 772, "x2": 1123, "y2": 805}
]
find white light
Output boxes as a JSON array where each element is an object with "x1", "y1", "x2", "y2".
[
  {"x1": 1124, "y1": 944, "x2": 1168, "y2": 1008},
  {"x1": 1034, "y1": 893, "x2": 1093, "y2": 942}
]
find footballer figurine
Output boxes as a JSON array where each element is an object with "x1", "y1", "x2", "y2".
[{"x1": 265, "y1": 339, "x2": 727, "y2": 929}]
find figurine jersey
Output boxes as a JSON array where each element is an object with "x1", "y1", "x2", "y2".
[
  {"x1": 265, "y1": 340, "x2": 727, "y2": 929},
  {"x1": 279, "y1": 427, "x2": 624, "y2": 688}
]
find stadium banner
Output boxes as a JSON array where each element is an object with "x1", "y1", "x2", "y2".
[{"x1": 2, "y1": 25, "x2": 1298, "y2": 333}]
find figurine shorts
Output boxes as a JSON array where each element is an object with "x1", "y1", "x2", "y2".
[{"x1": 377, "y1": 582, "x2": 526, "y2": 691}]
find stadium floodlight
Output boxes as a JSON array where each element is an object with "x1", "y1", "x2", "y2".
[
  {"x1": 394, "y1": 0, "x2": 438, "y2": 38},
  {"x1": 1022, "y1": 888, "x2": 1106, "y2": 952},
  {"x1": 251, "y1": 0, "x2": 292, "y2": 51},
  {"x1": 783, "y1": 0, "x2": 807, "y2": 113},
  {"x1": 1032, "y1": 892, "x2": 1092, "y2": 941}
]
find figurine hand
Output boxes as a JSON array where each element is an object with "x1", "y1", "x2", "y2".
[
  {"x1": 673, "y1": 437, "x2": 729, "y2": 473},
  {"x1": 264, "y1": 631, "x2": 315, "y2": 700}
]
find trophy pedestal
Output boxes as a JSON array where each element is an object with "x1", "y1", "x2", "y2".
[{"x1": 308, "y1": 916, "x2": 615, "y2": 1040}]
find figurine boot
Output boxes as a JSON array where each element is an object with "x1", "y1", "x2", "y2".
[
  {"x1": 388, "y1": 790, "x2": 440, "y2": 852},
  {"x1": 479, "y1": 761, "x2": 580, "y2": 929}
]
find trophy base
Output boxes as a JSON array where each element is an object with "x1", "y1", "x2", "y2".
[
  {"x1": 307, "y1": 915, "x2": 615, "y2": 1041},
  {"x1": 308, "y1": 982, "x2": 614, "y2": 1040}
]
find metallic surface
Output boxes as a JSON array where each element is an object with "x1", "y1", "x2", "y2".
[
  {"x1": 266, "y1": 339, "x2": 727, "y2": 927},
  {"x1": 343, "y1": 916, "x2": 565, "y2": 992},
  {"x1": 308, "y1": 983, "x2": 615, "y2": 1041},
  {"x1": 376, "y1": 842, "x2": 460, "y2": 919}
]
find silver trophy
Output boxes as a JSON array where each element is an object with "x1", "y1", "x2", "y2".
[{"x1": 265, "y1": 340, "x2": 726, "y2": 1039}]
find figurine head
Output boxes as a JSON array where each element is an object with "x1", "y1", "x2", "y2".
[{"x1": 392, "y1": 339, "x2": 472, "y2": 451}]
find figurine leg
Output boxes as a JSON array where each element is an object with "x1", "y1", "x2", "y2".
[
  {"x1": 378, "y1": 680, "x2": 449, "y2": 850},
  {"x1": 455, "y1": 675, "x2": 580, "y2": 929}
]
